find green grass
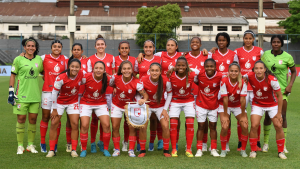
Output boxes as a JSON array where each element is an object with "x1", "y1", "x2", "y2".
[{"x1": 0, "y1": 76, "x2": 299, "y2": 168}]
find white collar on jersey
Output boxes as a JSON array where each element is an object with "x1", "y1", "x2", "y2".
[
  {"x1": 143, "y1": 55, "x2": 155, "y2": 62},
  {"x1": 205, "y1": 71, "x2": 217, "y2": 79},
  {"x1": 228, "y1": 78, "x2": 238, "y2": 87},
  {"x1": 175, "y1": 72, "x2": 186, "y2": 81},
  {"x1": 167, "y1": 52, "x2": 177, "y2": 58},
  {"x1": 95, "y1": 53, "x2": 106, "y2": 60},
  {"x1": 243, "y1": 46, "x2": 254, "y2": 53},
  {"x1": 92, "y1": 73, "x2": 102, "y2": 83},
  {"x1": 189, "y1": 51, "x2": 202, "y2": 58},
  {"x1": 149, "y1": 76, "x2": 158, "y2": 86},
  {"x1": 50, "y1": 54, "x2": 61, "y2": 59},
  {"x1": 66, "y1": 72, "x2": 79, "y2": 80},
  {"x1": 119, "y1": 55, "x2": 129, "y2": 61},
  {"x1": 255, "y1": 74, "x2": 265, "y2": 83},
  {"x1": 217, "y1": 49, "x2": 229, "y2": 57},
  {"x1": 122, "y1": 75, "x2": 133, "y2": 85}
]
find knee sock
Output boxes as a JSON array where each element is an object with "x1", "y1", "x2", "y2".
[
  {"x1": 283, "y1": 128, "x2": 287, "y2": 147},
  {"x1": 197, "y1": 140, "x2": 203, "y2": 150},
  {"x1": 157, "y1": 123, "x2": 163, "y2": 140},
  {"x1": 90, "y1": 113, "x2": 98, "y2": 143},
  {"x1": 103, "y1": 132, "x2": 111, "y2": 150},
  {"x1": 276, "y1": 138, "x2": 285, "y2": 153},
  {"x1": 163, "y1": 138, "x2": 170, "y2": 150},
  {"x1": 176, "y1": 129, "x2": 180, "y2": 144},
  {"x1": 237, "y1": 121, "x2": 242, "y2": 142},
  {"x1": 139, "y1": 139, "x2": 146, "y2": 151},
  {"x1": 112, "y1": 137, "x2": 120, "y2": 150},
  {"x1": 203, "y1": 133, "x2": 208, "y2": 144},
  {"x1": 185, "y1": 118, "x2": 194, "y2": 150},
  {"x1": 40, "y1": 120, "x2": 48, "y2": 144},
  {"x1": 220, "y1": 134, "x2": 227, "y2": 151},
  {"x1": 129, "y1": 136, "x2": 136, "y2": 151},
  {"x1": 227, "y1": 128, "x2": 231, "y2": 143},
  {"x1": 99, "y1": 123, "x2": 103, "y2": 142},
  {"x1": 249, "y1": 138, "x2": 258, "y2": 152},
  {"x1": 257, "y1": 123, "x2": 261, "y2": 142},
  {"x1": 27, "y1": 123, "x2": 36, "y2": 146},
  {"x1": 241, "y1": 134, "x2": 248, "y2": 151},
  {"x1": 124, "y1": 120, "x2": 129, "y2": 143},
  {"x1": 66, "y1": 127, "x2": 72, "y2": 144},
  {"x1": 55, "y1": 121, "x2": 61, "y2": 145},
  {"x1": 170, "y1": 119, "x2": 178, "y2": 150},
  {"x1": 264, "y1": 125, "x2": 271, "y2": 144},
  {"x1": 211, "y1": 139, "x2": 217, "y2": 150},
  {"x1": 150, "y1": 130, "x2": 156, "y2": 143},
  {"x1": 71, "y1": 140, "x2": 78, "y2": 151},
  {"x1": 80, "y1": 133, "x2": 88, "y2": 151},
  {"x1": 16, "y1": 122, "x2": 25, "y2": 147},
  {"x1": 49, "y1": 140, "x2": 56, "y2": 151}
]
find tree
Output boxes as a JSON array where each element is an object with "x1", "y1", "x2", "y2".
[
  {"x1": 278, "y1": 0, "x2": 300, "y2": 43},
  {"x1": 135, "y1": 4, "x2": 182, "y2": 51}
]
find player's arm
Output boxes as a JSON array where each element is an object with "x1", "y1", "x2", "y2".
[
  {"x1": 220, "y1": 80, "x2": 228, "y2": 117},
  {"x1": 275, "y1": 90, "x2": 283, "y2": 124},
  {"x1": 161, "y1": 82, "x2": 172, "y2": 122},
  {"x1": 8, "y1": 58, "x2": 19, "y2": 105},
  {"x1": 51, "y1": 77, "x2": 63, "y2": 120},
  {"x1": 138, "y1": 89, "x2": 148, "y2": 105},
  {"x1": 285, "y1": 66, "x2": 296, "y2": 95},
  {"x1": 239, "y1": 96, "x2": 248, "y2": 128}
]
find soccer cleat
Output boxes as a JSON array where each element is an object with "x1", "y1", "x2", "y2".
[
  {"x1": 226, "y1": 143, "x2": 230, "y2": 152},
  {"x1": 55, "y1": 144, "x2": 57, "y2": 152},
  {"x1": 148, "y1": 143, "x2": 154, "y2": 151},
  {"x1": 26, "y1": 145, "x2": 38, "y2": 153},
  {"x1": 185, "y1": 149, "x2": 194, "y2": 157},
  {"x1": 80, "y1": 150, "x2": 87, "y2": 157},
  {"x1": 257, "y1": 141, "x2": 262, "y2": 151},
  {"x1": 103, "y1": 150, "x2": 111, "y2": 157},
  {"x1": 210, "y1": 149, "x2": 220, "y2": 157},
  {"x1": 112, "y1": 149, "x2": 120, "y2": 157},
  {"x1": 40, "y1": 143, "x2": 47, "y2": 153},
  {"x1": 262, "y1": 144, "x2": 269, "y2": 153},
  {"x1": 202, "y1": 143, "x2": 208, "y2": 152},
  {"x1": 171, "y1": 149, "x2": 178, "y2": 157},
  {"x1": 237, "y1": 142, "x2": 242, "y2": 151},
  {"x1": 157, "y1": 140, "x2": 163, "y2": 150},
  {"x1": 66, "y1": 144, "x2": 72, "y2": 153},
  {"x1": 128, "y1": 150, "x2": 136, "y2": 157},
  {"x1": 283, "y1": 146, "x2": 289, "y2": 153},
  {"x1": 249, "y1": 151, "x2": 257, "y2": 158},
  {"x1": 220, "y1": 150, "x2": 227, "y2": 157},
  {"x1": 240, "y1": 150, "x2": 248, "y2": 157},
  {"x1": 208, "y1": 145, "x2": 211, "y2": 151},
  {"x1": 278, "y1": 152, "x2": 287, "y2": 159},
  {"x1": 195, "y1": 149, "x2": 203, "y2": 157},
  {"x1": 176, "y1": 143, "x2": 178, "y2": 151},
  {"x1": 17, "y1": 146, "x2": 24, "y2": 155},
  {"x1": 138, "y1": 150, "x2": 146, "y2": 157},
  {"x1": 91, "y1": 142, "x2": 97, "y2": 153},
  {"x1": 71, "y1": 150, "x2": 78, "y2": 157},
  {"x1": 256, "y1": 146, "x2": 262, "y2": 152},
  {"x1": 46, "y1": 150, "x2": 56, "y2": 157},
  {"x1": 136, "y1": 143, "x2": 141, "y2": 152},
  {"x1": 97, "y1": 140, "x2": 104, "y2": 152},
  {"x1": 163, "y1": 150, "x2": 171, "y2": 157},
  {"x1": 122, "y1": 140, "x2": 128, "y2": 152}
]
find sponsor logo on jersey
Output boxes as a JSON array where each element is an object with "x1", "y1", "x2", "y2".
[
  {"x1": 128, "y1": 89, "x2": 132, "y2": 93},
  {"x1": 179, "y1": 87, "x2": 185, "y2": 94},
  {"x1": 25, "y1": 67, "x2": 38, "y2": 79},
  {"x1": 153, "y1": 93, "x2": 157, "y2": 100},
  {"x1": 253, "y1": 56, "x2": 256, "y2": 61},
  {"x1": 229, "y1": 94, "x2": 235, "y2": 102},
  {"x1": 263, "y1": 87, "x2": 268, "y2": 91},
  {"x1": 227, "y1": 60, "x2": 230, "y2": 64},
  {"x1": 120, "y1": 91, "x2": 126, "y2": 98},
  {"x1": 245, "y1": 60, "x2": 251, "y2": 69},
  {"x1": 147, "y1": 69, "x2": 150, "y2": 75},
  {"x1": 89, "y1": 86, "x2": 93, "y2": 89},
  {"x1": 168, "y1": 63, "x2": 173, "y2": 70},
  {"x1": 29, "y1": 67, "x2": 35, "y2": 76},
  {"x1": 141, "y1": 66, "x2": 145, "y2": 68},
  {"x1": 204, "y1": 85, "x2": 210, "y2": 93},
  {"x1": 93, "y1": 90, "x2": 99, "y2": 97},
  {"x1": 256, "y1": 89, "x2": 262, "y2": 97},
  {"x1": 279, "y1": 60, "x2": 283, "y2": 64},
  {"x1": 147, "y1": 90, "x2": 152, "y2": 92},
  {"x1": 54, "y1": 64, "x2": 60, "y2": 72},
  {"x1": 219, "y1": 62, "x2": 225, "y2": 71},
  {"x1": 163, "y1": 61, "x2": 167, "y2": 63},
  {"x1": 71, "y1": 87, "x2": 77, "y2": 94},
  {"x1": 66, "y1": 86, "x2": 70, "y2": 88}
]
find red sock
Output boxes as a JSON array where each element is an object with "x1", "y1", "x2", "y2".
[
  {"x1": 276, "y1": 138, "x2": 285, "y2": 153},
  {"x1": 136, "y1": 130, "x2": 140, "y2": 144},
  {"x1": 227, "y1": 128, "x2": 231, "y2": 143},
  {"x1": 139, "y1": 139, "x2": 146, "y2": 151},
  {"x1": 211, "y1": 140, "x2": 217, "y2": 150},
  {"x1": 150, "y1": 130, "x2": 156, "y2": 143},
  {"x1": 170, "y1": 119, "x2": 178, "y2": 150},
  {"x1": 124, "y1": 120, "x2": 129, "y2": 143},
  {"x1": 80, "y1": 133, "x2": 88, "y2": 151},
  {"x1": 157, "y1": 123, "x2": 163, "y2": 140},
  {"x1": 220, "y1": 135, "x2": 227, "y2": 151},
  {"x1": 241, "y1": 134, "x2": 248, "y2": 151},
  {"x1": 99, "y1": 123, "x2": 103, "y2": 142},
  {"x1": 40, "y1": 120, "x2": 48, "y2": 144},
  {"x1": 66, "y1": 127, "x2": 72, "y2": 144},
  {"x1": 185, "y1": 118, "x2": 194, "y2": 150},
  {"x1": 257, "y1": 123, "x2": 261, "y2": 142},
  {"x1": 129, "y1": 136, "x2": 136, "y2": 151},
  {"x1": 197, "y1": 140, "x2": 203, "y2": 150},
  {"x1": 249, "y1": 138, "x2": 258, "y2": 152},
  {"x1": 71, "y1": 140, "x2": 78, "y2": 151},
  {"x1": 203, "y1": 133, "x2": 208, "y2": 144},
  {"x1": 237, "y1": 121, "x2": 242, "y2": 142},
  {"x1": 163, "y1": 138, "x2": 169, "y2": 150},
  {"x1": 55, "y1": 121, "x2": 61, "y2": 144},
  {"x1": 103, "y1": 132, "x2": 111, "y2": 150},
  {"x1": 112, "y1": 137, "x2": 120, "y2": 150},
  {"x1": 176, "y1": 129, "x2": 180, "y2": 143},
  {"x1": 49, "y1": 140, "x2": 56, "y2": 151},
  {"x1": 90, "y1": 113, "x2": 98, "y2": 143}
]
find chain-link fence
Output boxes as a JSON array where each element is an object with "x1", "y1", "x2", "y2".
[{"x1": 0, "y1": 33, "x2": 299, "y2": 64}]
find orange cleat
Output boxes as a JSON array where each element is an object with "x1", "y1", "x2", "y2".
[
  {"x1": 138, "y1": 150, "x2": 146, "y2": 157},
  {"x1": 237, "y1": 147, "x2": 242, "y2": 151},
  {"x1": 256, "y1": 146, "x2": 262, "y2": 151}
]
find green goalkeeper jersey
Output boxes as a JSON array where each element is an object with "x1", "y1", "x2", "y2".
[
  {"x1": 11, "y1": 55, "x2": 43, "y2": 103},
  {"x1": 261, "y1": 50, "x2": 295, "y2": 93}
]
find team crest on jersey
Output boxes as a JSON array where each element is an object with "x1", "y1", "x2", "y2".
[
  {"x1": 107, "y1": 63, "x2": 110, "y2": 67},
  {"x1": 93, "y1": 90, "x2": 99, "y2": 97},
  {"x1": 61, "y1": 61, "x2": 64, "y2": 65},
  {"x1": 71, "y1": 87, "x2": 77, "y2": 94},
  {"x1": 245, "y1": 60, "x2": 251, "y2": 69},
  {"x1": 201, "y1": 62, "x2": 204, "y2": 66},
  {"x1": 17, "y1": 104, "x2": 21, "y2": 109},
  {"x1": 229, "y1": 94, "x2": 235, "y2": 102},
  {"x1": 187, "y1": 83, "x2": 190, "y2": 88},
  {"x1": 120, "y1": 91, "x2": 126, "y2": 98},
  {"x1": 43, "y1": 98, "x2": 48, "y2": 104},
  {"x1": 263, "y1": 87, "x2": 268, "y2": 91},
  {"x1": 54, "y1": 64, "x2": 60, "y2": 72},
  {"x1": 179, "y1": 87, "x2": 185, "y2": 94},
  {"x1": 256, "y1": 89, "x2": 262, "y2": 97},
  {"x1": 128, "y1": 89, "x2": 132, "y2": 93},
  {"x1": 35, "y1": 63, "x2": 38, "y2": 68},
  {"x1": 213, "y1": 83, "x2": 217, "y2": 87},
  {"x1": 219, "y1": 62, "x2": 225, "y2": 71},
  {"x1": 279, "y1": 60, "x2": 283, "y2": 65},
  {"x1": 237, "y1": 90, "x2": 240, "y2": 94},
  {"x1": 82, "y1": 64, "x2": 86, "y2": 69},
  {"x1": 204, "y1": 85, "x2": 210, "y2": 93},
  {"x1": 134, "y1": 108, "x2": 141, "y2": 117},
  {"x1": 227, "y1": 60, "x2": 230, "y2": 64},
  {"x1": 253, "y1": 56, "x2": 256, "y2": 61}
]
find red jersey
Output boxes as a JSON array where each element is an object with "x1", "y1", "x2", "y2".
[
  {"x1": 41, "y1": 54, "x2": 68, "y2": 92},
  {"x1": 140, "y1": 75, "x2": 171, "y2": 108},
  {"x1": 111, "y1": 75, "x2": 144, "y2": 109},
  {"x1": 80, "y1": 73, "x2": 111, "y2": 106},
  {"x1": 169, "y1": 71, "x2": 197, "y2": 103},
  {"x1": 158, "y1": 51, "x2": 183, "y2": 76},
  {"x1": 185, "y1": 52, "x2": 209, "y2": 96},
  {"x1": 114, "y1": 55, "x2": 136, "y2": 72},
  {"x1": 134, "y1": 56, "x2": 161, "y2": 78},
  {"x1": 53, "y1": 70, "x2": 86, "y2": 105},
  {"x1": 245, "y1": 72, "x2": 281, "y2": 107},
  {"x1": 195, "y1": 71, "x2": 223, "y2": 110},
  {"x1": 209, "y1": 49, "x2": 238, "y2": 75},
  {"x1": 220, "y1": 77, "x2": 247, "y2": 107},
  {"x1": 234, "y1": 46, "x2": 264, "y2": 91}
]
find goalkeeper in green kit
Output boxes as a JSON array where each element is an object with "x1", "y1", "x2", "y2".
[
  {"x1": 8, "y1": 37, "x2": 43, "y2": 154},
  {"x1": 261, "y1": 35, "x2": 297, "y2": 153}
]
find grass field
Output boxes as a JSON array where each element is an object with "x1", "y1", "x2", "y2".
[{"x1": 0, "y1": 76, "x2": 299, "y2": 169}]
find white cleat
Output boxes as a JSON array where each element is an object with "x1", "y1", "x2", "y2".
[
  {"x1": 262, "y1": 144, "x2": 269, "y2": 153},
  {"x1": 26, "y1": 145, "x2": 38, "y2": 153},
  {"x1": 128, "y1": 150, "x2": 136, "y2": 157},
  {"x1": 249, "y1": 151, "x2": 257, "y2": 158},
  {"x1": 220, "y1": 150, "x2": 227, "y2": 157},
  {"x1": 278, "y1": 152, "x2": 287, "y2": 159},
  {"x1": 226, "y1": 143, "x2": 230, "y2": 152},
  {"x1": 122, "y1": 141, "x2": 128, "y2": 152},
  {"x1": 70, "y1": 150, "x2": 78, "y2": 157},
  {"x1": 202, "y1": 143, "x2": 208, "y2": 152},
  {"x1": 66, "y1": 144, "x2": 72, "y2": 153},
  {"x1": 112, "y1": 149, "x2": 120, "y2": 157},
  {"x1": 210, "y1": 149, "x2": 220, "y2": 157},
  {"x1": 195, "y1": 149, "x2": 203, "y2": 157},
  {"x1": 283, "y1": 146, "x2": 289, "y2": 153},
  {"x1": 17, "y1": 146, "x2": 24, "y2": 155},
  {"x1": 240, "y1": 150, "x2": 248, "y2": 157},
  {"x1": 46, "y1": 151, "x2": 56, "y2": 157}
]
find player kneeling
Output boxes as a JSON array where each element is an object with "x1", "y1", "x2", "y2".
[
  {"x1": 244, "y1": 61, "x2": 286, "y2": 159},
  {"x1": 218, "y1": 62, "x2": 249, "y2": 157}
]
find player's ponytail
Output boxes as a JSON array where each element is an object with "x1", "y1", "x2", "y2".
[
  {"x1": 254, "y1": 60, "x2": 277, "y2": 83},
  {"x1": 150, "y1": 62, "x2": 163, "y2": 105},
  {"x1": 229, "y1": 61, "x2": 242, "y2": 89},
  {"x1": 176, "y1": 56, "x2": 191, "y2": 89},
  {"x1": 94, "y1": 61, "x2": 108, "y2": 94},
  {"x1": 59, "y1": 58, "x2": 81, "y2": 78},
  {"x1": 117, "y1": 60, "x2": 133, "y2": 76},
  {"x1": 22, "y1": 37, "x2": 39, "y2": 57}
]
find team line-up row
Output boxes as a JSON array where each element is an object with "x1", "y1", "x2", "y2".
[{"x1": 8, "y1": 31, "x2": 296, "y2": 159}]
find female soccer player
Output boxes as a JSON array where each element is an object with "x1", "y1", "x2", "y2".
[
  {"x1": 218, "y1": 62, "x2": 249, "y2": 157},
  {"x1": 79, "y1": 61, "x2": 111, "y2": 157},
  {"x1": 9, "y1": 37, "x2": 43, "y2": 154},
  {"x1": 233, "y1": 30, "x2": 264, "y2": 151},
  {"x1": 46, "y1": 59, "x2": 85, "y2": 157},
  {"x1": 168, "y1": 57, "x2": 197, "y2": 157},
  {"x1": 244, "y1": 60, "x2": 286, "y2": 159},
  {"x1": 194, "y1": 58, "x2": 223, "y2": 157},
  {"x1": 261, "y1": 35, "x2": 297, "y2": 153},
  {"x1": 109, "y1": 61, "x2": 148, "y2": 157},
  {"x1": 87, "y1": 35, "x2": 115, "y2": 153},
  {"x1": 139, "y1": 62, "x2": 172, "y2": 157}
]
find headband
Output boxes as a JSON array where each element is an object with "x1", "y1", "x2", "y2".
[
  {"x1": 167, "y1": 38, "x2": 178, "y2": 45},
  {"x1": 150, "y1": 62, "x2": 162, "y2": 68},
  {"x1": 144, "y1": 40, "x2": 155, "y2": 46},
  {"x1": 229, "y1": 62, "x2": 240, "y2": 69},
  {"x1": 25, "y1": 39, "x2": 36, "y2": 45},
  {"x1": 244, "y1": 31, "x2": 255, "y2": 36}
]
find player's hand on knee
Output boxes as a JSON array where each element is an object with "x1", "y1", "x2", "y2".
[{"x1": 161, "y1": 109, "x2": 169, "y2": 122}]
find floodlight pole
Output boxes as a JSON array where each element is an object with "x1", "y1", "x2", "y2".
[
  {"x1": 70, "y1": 0, "x2": 75, "y2": 56},
  {"x1": 258, "y1": 0, "x2": 264, "y2": 48}
]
